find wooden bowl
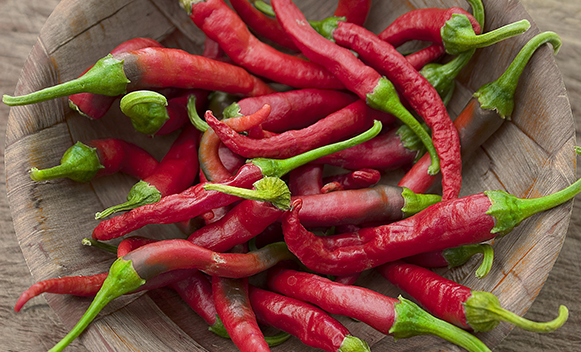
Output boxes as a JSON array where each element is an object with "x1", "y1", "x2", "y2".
[{"x1": 4, "y1": 0, "x2": 575, "y2": 351}]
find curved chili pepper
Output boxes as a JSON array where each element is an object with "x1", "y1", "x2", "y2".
[
  {"x1": 212, "y1": 277, "x2": 271, "y2": 352},
  {"x1": 29, "y1": 138, "x2": 158, "y2": 183},
  {"x1": 315, "y1": 18, "x2": 462, "y2": 199},
  {"x1": 68, "y1": 37, "x2": 163, "y2": 120},
  {"x1": 3, "y1": 47, "x2": 274, "y2": 106},
  {"x1": 405, "y1": 243, "x2": 494, "y2": 279},
  {"x1": 169, "y1": 270, "x2": 220, "y2": 330},
  {"x1": 248, "y1": 285, "x2": 370, "y2": 352},
  {"x1": 119, "y1": 89, "x2": 208, "y2": 136},
  {"x1": 267, "y1": 268, "x2": 492, "y2": 352},
  {"x1": 91, "y1": 121, "x2": 381, "y2": 240},
  {"x1": 332, "y1": 0, "x2": 372, "y2": 26},
  {"x1": 181, "y1": 0, "x2": 344, "y2": 90},
  {"x1": 207, "y1": 99, "x2": 374, "y2": 159},
  {"x1": 95, "y1": 124, "x2": 200, "y2": 219},
  {"x1": 399, "y1": 31, "x2": 562, "y2": 194},
  {"x1": 45, "y1": 239, "x2": 296, "y2": 352},
  {"x1": 294, "y1": 183, "x2": 440, "y2": 228},
  {"x1": 405, "y1": 44, "x2": 446, "y2": 71},
  {"x1": 282, "y1": 167, "x2": 581, "y2": 276},
  {"x1": 378, "y1": 7, "x2": 481, "y2": 48},
  {"x1": 271, "y1": 0, "x2": 440, "y2": 184},
  {"x1": 288, "y1": 164, "x2": 323, "y2": 196},
  {"x1": 321, "y1": 168, "x2": 381, "y2": 193},
  {"x1": 229, "y1": 88, "x2": 359, "y2": 133},
  {"x1": 378, "y1": 261, "x2": 568, "y2": 333}
]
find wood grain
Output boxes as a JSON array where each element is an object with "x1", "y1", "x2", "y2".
[{"x1": 0, "y1": 0, "x2": 580, "y2": 351}]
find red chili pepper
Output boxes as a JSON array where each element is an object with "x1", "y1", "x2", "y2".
[
  {"x1": 270, "y1": 0, "x2": 440, "y2": 185},
  {"x1": 293, "y1": 183, "x2": 440, "y2": 229},
  {"x1": 267, "y1": 267, "x2": 492, "y2": 352},
  {"x1": 248, "y1": 285, "x2": 370, "y2": 352},
  {"x1": 212, "y1": 277, "x2": 270, "y2": 352},
  {"x1": 169, "y1": 270, "x2": 218, "y2": 328},
  {"x1": 182, "y1": 0, "x2": 344, "y2": 90},
  {"x1": 68, "y1": 37, "x2": 164, "y2": 120},
  {"x1": 332, "y1": 0, "x2": 372, "y2": 26},
  {"x1": 207, "y1": 99, "x2": 374, "y2": 159},
  {"x1": 229, "y1": 88, "x2": 359, "y2": 133},
  {"x1": 29, "y1": 138, "x2": 159, "y2": 183},
  {"x1": 378, "y1": 261, "x2": 568, "y2": 333},
  {"x1": 288, "y1": 164, "x2": 324, "y2": 196},
  {"x1": 95, "y1": 123, "x2": 200, "y2": 219},
  {"x1": 399, "y1": 31, "x2": 562, "y2": 193},
  {"x1": 378, "y1": 7, "x2": 481, "y2": 48},
  {"x1": 91, "y1": 121, "x2": 381, "y2": 240},
  {"x1": 3, "y1": 47, "x2": 275, "y2": 106},
  {"x1": 319, "y1": 18, "x2": 461, "y2": 199},
  {"x1": 321, "y1": 168, "x2": 381, "y2": 193},
  {"x1": 404, "y1": 44, "x2": 446, "y2": 70},
  {"x1": 282, "y1": 170, "x2": 581, "y2": 276}
]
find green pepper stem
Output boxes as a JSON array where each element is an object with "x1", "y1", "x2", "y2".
[
  {"x1": 209, "y1": 315, "x2": 230, "y2": 338},
  {"x1": 367, "y1": 78, "x2": 439, "y2": 175},
  {"x1": 264, "y1": 331, "x2": 292, "y2": 347},
  {"x1": 204, "y1": 176, "x2": 291, "y2": 210},
  {"x1": 443, "y1": 243, "x2": 494, "y2": 278},
  {"x1": 252, "y1": 120, "x2": 382, "y2": 178},
  {"x1": 81, "y1": 238, "x2": 118, "y2": 254},
  {"x1": 487, "y1": 147, "x2": 581, "y2": 235},
  {"x1": 3, "y1": 54, "x2": 129, "y2": 106},
  {"x1": 464, "y1": 291, "x2": 568, "y2": 332},
  {"x1": 474, "y1": 31, "x2": 562, "y2": 119},
  {"x1": 396, "y1": 123, "x2": 430, "y2": 161},
  {"x1": 120, "y1": 90, "x2": 170, "y2": 135},
  {"x1": 47, "y1": 258, "x2": 145, "y2": 352},
  {"x1": 29, "y1": 142, "x2": 104, "y2": 183},
  {"x1": 95, "y1": 180, "x2": 162, "y2": 219},
  {"x1": 400, "y1": 187, "x2": 441, "y2": 218},
  {"x1": 442, "y1": 14, "x2": 530, "y2": 55},
  {"x1": 390, "y1": 296, "x2": 491, "y2": 352},
  {"x1": 254, "y1": 0, "x2": 276, "y2": 17},
  {"x1": 465, "y1": 0, "x2": 485, "y2": 29},
  {"x1": 187, "y1": 95, "x2": 209, "y2": 132},
  {"x1": 338, "y1": 335, "x2": 371, "y2": 352}
]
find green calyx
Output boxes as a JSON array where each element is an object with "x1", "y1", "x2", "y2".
[
  {"x1": 338, "y1": 335, "x2": 371, "y2": 352},
  {"x1": 179, "y1": 0, "x2": 205, "y2": 15},
  {"x1": 400, "y1": 187, "x2": 441, "y2": 218},
  {"x1": 390, "y1": 296, "x2": 491, "y2": 352},
  {"x1": 222, "y1": 102, "x2": 244, "y2": 119},
  {"x1": 95, "y1": 180, "x2": 162, "y2": 219},
  {"x1": 367, "y1": 78, "x2": 439, "y2": 176},
  {"x1": 464, "y1": 291, "x2": 568, "y2": 332},
  {"x1": 3, "y1": 54, "x2": 129, "y2": 106},
  {"x1": 251, "y1": 120, "x2": 382, "y2": 178},
  {"x1": 47, "y1": 258, "x2": 145, "y2": 352},
  {"x1": 485, "y1": 156, "x2": 581, "y2": 236},
  {"x1": 310, "y1": 16, "x2": 345, "y2": 42},
  {"x1": 474, "y1": 31, "x2": 562, "y2": 119},
  {"x1": 29, "y1": 141, "x2": 104, "y2": 182},
  {"x1": 204, "y1": 176, "x2": 291, "y2": 210},
  {"x1": 188, "y1": 95, "x2": 209, "y2": 132},
  {"x1": 120, "y1": 90, "x2": 170, "y2": 135},
  {"x1": 81, "y1": 237, "x2": 118, "y2": 254},
  {"x1": 443, "y1": 243, "x2": 494, "y2": 279},
  {"x1": 396, "y1": 123, "x2": 430, "y2": 161},
  {"x1": 442, "y1": 14, "x2": 530, "y2": 56},
  {"x1": 208, "y1": 92, "x2": 240, "y2": 119}
]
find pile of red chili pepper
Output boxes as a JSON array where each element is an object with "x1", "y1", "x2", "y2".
[{"x1": 5, "y1": 0, "x2": 575, "y2": 351}]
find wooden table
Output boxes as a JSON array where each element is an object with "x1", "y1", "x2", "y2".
[{"x1": 1, "y1": 0, "x2": 579, "y2": 351}]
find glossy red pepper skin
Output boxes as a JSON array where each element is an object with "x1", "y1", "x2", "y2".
[
  {"x1": 169, "y1": 271, "x2": 217, "y2": 326},
  {"x1": 283, "y1": 196, "x2": 494, "y2": 276},
  {"x1": 333, "y1": 0, "x2": 372, "y2": 26},
  {"x1": 378, "y1": 7, "x2": 481, "y2": 47},
  {"x1": 332, "y1": 21, "x2": 462, "y2": 199},
  {"x1": 92, "y1": 163, "x2": 262, "y2": 240},
  {"x1": 69, "y1": 37, "x2": 163, "y2": 119},
  {"x1": 187, "y1": 0, "x2": 344, "y2": 89},
  {"x1": 154, "y1": 90, "x2": 208, "y2": 135},
  {"x1": 207, "y1": 99, "x2": 374, "y2": 159},
  {"x1": 314, "y1": 128, "x2": 417, "y2": 171},
  {"x1": 405, "y1": 44, "x2": 446, "y2": 70},
  {"x1": 213, "y1": 277, "x2": 270, "y2": 352},
  {"x1": 248, "y1": 286, "x2": 353, "y2": 352},
  {"x1": 267, "y1": 268, "x2": 396, "y2": 334},
  {"x1": 89, "y1": 139, "x2": 159, "y2": 180},
  {"x1": 288, "y1": 164, "x2": 324, "y2": 196},
  {"x1": 115, "y1": 47, "x2": 275, "y2": 97},
  {"x1": 321, "y1": 168, "x2": 381, "y2": 193},
  {"x1": 378, "y1": 261, "x2": 472, "y2": 329},
  {"x1": 399, "y1": 98, "x2": 504, "y2": 194},
  {"x1": 235, "y1": 88, "x2": 358, "y2": 133}
]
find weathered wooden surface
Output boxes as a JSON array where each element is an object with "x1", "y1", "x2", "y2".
[{"x1": 0, "y1": 0, "x2": 580, "y2": 351}]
